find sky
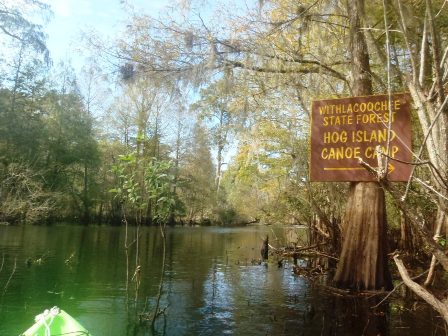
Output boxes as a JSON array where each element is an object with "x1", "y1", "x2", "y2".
[{"x1": 42, "y1": 0, "x2": 171, "y2": 68}]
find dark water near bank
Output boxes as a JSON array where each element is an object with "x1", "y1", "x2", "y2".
[{"x1": 0, "y1": 225, "x2": 444, "y2": 335}]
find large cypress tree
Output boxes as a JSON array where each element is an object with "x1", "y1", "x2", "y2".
[{"x1": 333, "y1": 0, "x2": 392, "y2": 290}]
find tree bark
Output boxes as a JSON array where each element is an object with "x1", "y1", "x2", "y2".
[
  {"x1": 333, "y1": 0, "x2": 392, "y2": 290},
  {"x1": 399, "y1": 210, "x2": 414, "y2": 253},
  {"x1": 334, "y1": 182, "x2": 392, "y2": 290}
]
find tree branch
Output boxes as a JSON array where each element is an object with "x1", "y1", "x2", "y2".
[
  {"x1": 223, "y1": 59, "x2": 347, "y2": 81},
  {"x1": 426, "y1": 0, "x2": 445, "y2": 105},
  {"x1": 394, "y1": 254, "x2": 448, "y2": 323},
  {"x1": 396, "y1": 0, "x2": 419, "y2": 83}
]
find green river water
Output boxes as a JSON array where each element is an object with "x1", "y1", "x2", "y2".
[{"x1": 0, "y1": 225, "x2": 444, "y2": 335}]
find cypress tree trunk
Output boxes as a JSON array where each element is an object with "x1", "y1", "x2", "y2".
[
  {"x1": 334, "y1": 183, "x2": 392, "y2": 289},
  {"x1": 399, "y1": 210, "x2": 414, "y2": 253},
  {"x1": 333, "y1": 0, "x2": 392, "y2": 290}
]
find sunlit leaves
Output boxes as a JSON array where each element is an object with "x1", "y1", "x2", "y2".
[{"x1": 110, "y1": 151, "x2": 179, "y2": 222}]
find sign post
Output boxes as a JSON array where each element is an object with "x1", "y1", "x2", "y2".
[{"x1": 310, "y1": 93, "x2": 412, "y2": 182}]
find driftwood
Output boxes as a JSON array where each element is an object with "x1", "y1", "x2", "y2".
[
  {"x1": 279, "y1": 242, "x2": 328, "y2": 255},
  {"x1": 293, "y1": 242, "x2": 328, "y2": 253},
  {"x1": 267, "y1": 241, "x2": 338, "y2": 280},
  {"x1": 320, "y1": 284, "x2": 390, "y2": 298},
  {"x1": 298, "y1": 251, "x2": 338, "y2": 261},
  {"x1": 284, "y1": 243, "x2": 335, "y2": 263},
  {"x1": 270, "y1": 242, "x2": 336, "y2": 266},
  {"x1": 293, "y1": 264, "x2": 325, "y2": 277}
]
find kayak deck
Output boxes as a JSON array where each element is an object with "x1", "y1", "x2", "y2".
[{"x1": 21, "y1": 307, "x2": 91, "y2": 336}]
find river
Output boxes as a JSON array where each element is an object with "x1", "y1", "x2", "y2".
[{"x1": 0, "y1": 225, "x2": 443, "y2": 335}]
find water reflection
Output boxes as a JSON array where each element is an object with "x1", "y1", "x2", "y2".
[{"x1": 0, "y1": 225, "x2": 444, "y2": 335}]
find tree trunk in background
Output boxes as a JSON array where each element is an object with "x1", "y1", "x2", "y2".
[
  {"x1": 399, "y1": 210, "x2": 414, "y2": 254},
  {"x1": 82, "y1": 163, "x2": 90, "y2": 224},
  {"x1": 333, "y1": 0, "x2": 392, "y2": 290}
]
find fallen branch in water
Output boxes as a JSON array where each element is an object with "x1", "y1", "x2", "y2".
[
  {"x1": 267, "y1": 243, "x2": 278, "y2": 250},
  {"x1": 281, "y1": 242, "x2": 334, "y2": 259},
  {"x1": 394, "y1": 254, "x2": 448, "y2": 323},
  {"x1": 320, "y1": 284, "x2": 390, "y2": 297},
  {"x1": 293, "y1": 242, "x2": 329, "y2": 253},
  {"x1": 371, "y1": 262, "x2": 433, "y2": 309},
  {"x1": 269, "y1": 242, "x2": 328, "y2": 252},
  {"x1": 298, "y1": 250, "x2": 339, "y2": 261}
]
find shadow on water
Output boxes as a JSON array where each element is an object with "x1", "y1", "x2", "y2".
[{"x1": 0, "y1": 225, "x2": 445, "y2": 335}]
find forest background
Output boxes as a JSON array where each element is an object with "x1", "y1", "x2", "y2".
[
  {"x1": 0, "y1": 0, "x2": 446, "y2": 235},
  {"x1": 0, "y1": 0, "x2": 315, "y2": 227}
]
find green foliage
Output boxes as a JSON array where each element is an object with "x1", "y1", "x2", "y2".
[
  {"x1": 0, "y1": 0, "x2": 446, "y2": 235},
  {"x1": 215, "y1": 207, "x2": 238, "y2": 226},
  {"x1": 177, "y1": 122, "x2": 216, "y2": 223},
  {"x1": 0, "y1": 162, "x2": 56, "y2": 224},
  {"x1": 144, "y1": 159, "x2": 178, "y2": 221},
  {"x1": 221, "y1": 107, "x2": 314, "y2": 225},
  {"x1": 437, "y1": 237, "x2": 447, "y2": 248},
  {"x1": 110, "y1": 152, "x2": 182, "y2": 224},
  {"x1": 110, "y1": 152, "x2": 142, "y2": 208},
  {"x1": 0, "y1": 59, "x2": 100, "y2": 224}
]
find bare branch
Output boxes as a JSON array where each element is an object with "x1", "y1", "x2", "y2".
[
  {"x1": 224, "y1": 59, "x2": 347, "y2": 82},
  {"x1": 396, "y1": 0, "x2": 419, "y2": 83},
  {"x1": 403, "y1": 94, "x2": 448, "y2": 199},
  {"x1": 435, "y1": 0, "x2": 448, "y2": 17},
  {"x1": 414, "y1": 178, "x2": 448, "y2": 201},
  {"x1": 394, "y1": 254, "x2": 448, "y2": 323},
  {"x1": 418, "y1": 12, "x2": 428, "y2": 87},
  {"x1": 426, "y1": 0, "x2": 445, "y2": 105}
]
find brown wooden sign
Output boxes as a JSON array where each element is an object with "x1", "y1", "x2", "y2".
[{"x1": 310, "y1": 93, "x2": 412, "y2": 182}]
